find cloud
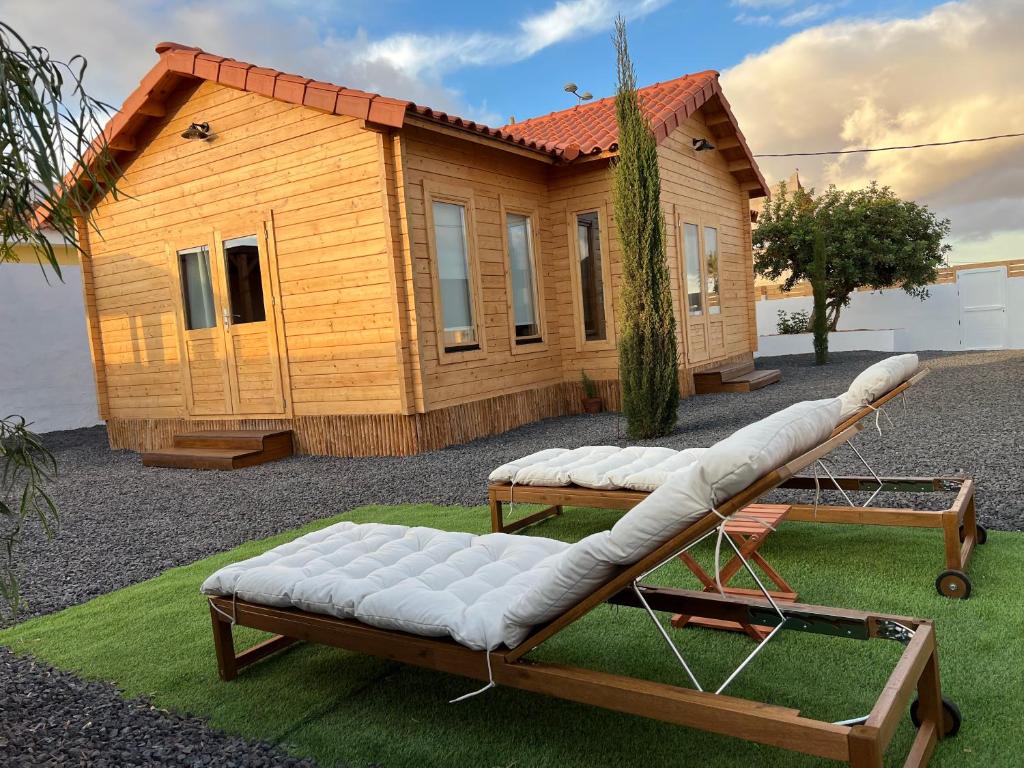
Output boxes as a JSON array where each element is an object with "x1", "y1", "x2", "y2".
[
  {"x1": 722, "y1": 0, "x2": 1024, "y2": 257},
  {"x1": 363, "y1": 0, "x2": 667, "y2": 79},
  {"x1": 732, "y1": 0, "x2": 797, "y2": 7},
  {"x1": 0, "y1": 0, "x2": 663, "y2": 127},
  {"x1": 778, "y1": 3, "x2": 839, "y2": 26}
]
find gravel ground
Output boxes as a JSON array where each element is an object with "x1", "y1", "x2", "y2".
[
  {"x1": 0, "y1": 648, "x2": 319, "y2": 768},
  {"x1": 2, "y1": 349, "x2": 1022, "y2": 766}
]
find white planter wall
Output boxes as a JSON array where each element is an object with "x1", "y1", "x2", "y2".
[
  {"x1": 757, "y1": 329, "x2": 905, "y2": 357},
  {"x1": 756, "y1": 277, "x2": 1024, "y2": 353},
  {"x1": 0, "y1": 263, "x2": 100, "y2": 433}
]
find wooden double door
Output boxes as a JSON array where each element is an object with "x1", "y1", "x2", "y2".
[
  {"x1": 169, "y1": 218, "x2": 287, "y2": 417},
  {"x1": 677, "y1": 211, "x2": 726, "y2": 365}
]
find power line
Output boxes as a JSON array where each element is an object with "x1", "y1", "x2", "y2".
[{"x1": 753, "y1": 131, "x2": 1024, "y2": 158}]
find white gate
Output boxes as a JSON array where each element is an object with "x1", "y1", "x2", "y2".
[{"x1": 957, "y1": 266, "x2": 1007, "y2": 350}]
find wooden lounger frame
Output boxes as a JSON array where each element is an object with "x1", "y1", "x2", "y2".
[
  {"x1": 488, "y1": 370, "x2": 984, "y2": 596},
  {"x1": 209, "y1": 423, "x2": 958, "y2": 767}
]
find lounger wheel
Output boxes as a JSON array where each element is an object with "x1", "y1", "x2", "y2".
[
  {"x1": 960, "y1": 523, "x2": 988, "y2": 545},
  {"x1": 935, "y1": 569, "x2": 972, "y2": 599},
  {"x1": 910, "y1": 696, "x2": 962, "y2": 738}
]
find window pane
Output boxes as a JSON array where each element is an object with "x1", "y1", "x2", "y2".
[
  {"x1": 576, "y1": 211, "x2": 606, "y2": 341},
  {"x1": 223, "y1": 235, "x2": 266, "y2": 325},
  {"x1": 178, "y1": 245, "x2": 216, "y2": 330},
  {"x1": 507, "y1": 213, "x2": 540, "y2": 342},
  {"x1": 433, "y1": 201, "x2": 477, "y2": 350},
  {"x1": 684, "y1": 223, "x2": 702, "y2": 316},
  {"x1": 704, "y1": 226, "x2": 720, "y2": 314}
]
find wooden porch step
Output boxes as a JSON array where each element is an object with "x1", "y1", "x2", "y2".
[
  {"x1": 694, "y1": 364, "x2": 781, "y2": 394},
  {"x1": 142, "y1": 429, "x2": 293, "y2": 470}
]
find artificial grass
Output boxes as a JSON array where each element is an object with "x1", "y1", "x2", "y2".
[{"x1": 1, "y1": 503, "x2": 1019, "y2": 767}]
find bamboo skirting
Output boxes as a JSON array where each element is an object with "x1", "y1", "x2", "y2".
[{"x1": 106, "y1": 379, "x2": 627, "y2": 457}]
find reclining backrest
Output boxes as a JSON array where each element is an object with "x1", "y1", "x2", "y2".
[
  {"x1": 838, "y1": 354, "x2": 919, "y2": 421},
  {"x1": 503, "y1": 397, "x2": 842, "y2": 628}
]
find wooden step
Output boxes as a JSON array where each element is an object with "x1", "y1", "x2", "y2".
[
  {"x1": 174, "y1": 429, "x2": 291, "y2": 451},
  {"x1": 143, "y1": 429, "x2": 293, "y2": 470},
  {"x1": 694, "y1": 366, "x2": 781, "y2": 394}
]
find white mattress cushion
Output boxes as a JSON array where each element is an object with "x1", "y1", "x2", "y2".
[
  {"x1": 488, "y1": 448, "x2": 568, "y2": 484},
  {"x1": 505, "y1": 462, "x2": 713, "y2": 627},
  {"x1": 838, "y1": 354, "x2": 919, "y2": 420},
  {"x1": 700, "y1": 397, "x2": 842, "y2": 504},
  {"x1": 202, "y1": 521, "x2": 571, "y2": 651},
  {"x1": 567, "y1": 446, "x2": 678, "y2": 490},
  {"x1": 504, "y1": 445, "x2": 622, "y2": 486},
  {"x1": 615, "y1": 447, "x2": 706, "y2": 492}
]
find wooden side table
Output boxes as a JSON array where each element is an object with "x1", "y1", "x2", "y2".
[{"x1": 671, "y1": 503, "x2": 796, "y2": 640}]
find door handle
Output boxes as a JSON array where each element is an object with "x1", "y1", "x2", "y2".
[{"x1": 222, "y1": 307, "x2": 231, "y2": 328}]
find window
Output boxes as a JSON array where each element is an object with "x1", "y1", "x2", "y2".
[
  {"x1": 432, "y1": 200, "x2": 478, "y2": 351},
  {"x1": 506, "y1": 213, "x2": 541, "y2": 343},
  {"x1": 683, "y1": 223, "x2": 702, "y2": 316},
  {"x1": 223, "y1": 235, "x2": 266, "y2": 324},
  {"x1": 178, "y1": 245, "x2": 216, "y2": 330},
  {"x1": 704, "y1": 226, "x2": 720, "y2": 314},
  {"x1": 576, "y1": 211, "x2": 607, "y2": 341}
]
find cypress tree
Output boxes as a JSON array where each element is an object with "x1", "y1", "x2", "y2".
[{"x1": 612, "y1": 17, "x2": 679, "y2": 438}]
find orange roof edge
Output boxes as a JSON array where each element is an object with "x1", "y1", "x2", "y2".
[{"x1": 36, "y1": 43, "x2": 766, "y2": 225}]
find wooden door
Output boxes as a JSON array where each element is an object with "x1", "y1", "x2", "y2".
[
  {"x1": 169, "y1": 219, "x2": 287, "y2": 418},
  {"x1": 170, "y1": 237, "x2": 234, "y2": 415},
  {"x1": 214, "y1": 223, "x2": 286, "y2": 415},
  {"x1": 678, "y1": 212, "x2": 726, "y2": 365}
]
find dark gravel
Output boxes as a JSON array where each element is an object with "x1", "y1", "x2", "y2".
[
  {"x1": 0, "y1": 648, "x2": 318, "y2": 767},
  {"x1": 2, "y1": 349, "x2": 1021, "y2": 766}
]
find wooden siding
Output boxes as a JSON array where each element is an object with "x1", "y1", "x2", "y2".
[
  {"x1": 658, "y1": 111, "x2": 758, "y2": 386},
  {"x1": 106, "y1": 378, "x2": 620, "y2": 457},
  {"x1": 399, "y1": 126, "x2": 565, "y2": 411},
  {"x1": 86, "y1": 80, "x2": 402, "y2": 420}
]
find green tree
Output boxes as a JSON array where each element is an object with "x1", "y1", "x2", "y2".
[
  {"x1": 611, "y1": 16, "x2": 678, "y2": 439},
  {"x1": 754, "y1": 181, "x2": 950, "y2": 331},
  {"x1": 1, "y1": 23, "x2": 119, "y2": 618}
]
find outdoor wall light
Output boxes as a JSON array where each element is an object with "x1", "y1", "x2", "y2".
[
  {"x1": 181, "y1": 122, "x2": 211, "y2": 141},
  {"x1": 564, "y1": 83, "x2": 593, "y2": 102},
  {"x1": 692, "y1": 137, "x2": 715, "y2": 151}
]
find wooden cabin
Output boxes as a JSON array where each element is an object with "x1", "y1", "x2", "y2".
[{"x1": 67, "y1": 42, "x2": 768, "y2": 457}]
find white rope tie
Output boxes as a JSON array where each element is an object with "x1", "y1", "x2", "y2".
[
  {"x1": 508, "y1": 479, "x2": 515, "y2": 526},
  {"x1": 863, "y1": 401, "x2": 895, "y2": 437},
  {"x1": 449, "y1": 651, "x2": 496, "y2": 703},
  {"x1": 209, "y1": 593, "x2": 239, "y2": 625},
  {"x1": 708, "y1": 506, "x2": 777, "y2": 596}
]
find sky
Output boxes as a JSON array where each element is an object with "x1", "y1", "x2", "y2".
[{"x1": 2, "y1": 0, "x2": 1021, "y2": 264}]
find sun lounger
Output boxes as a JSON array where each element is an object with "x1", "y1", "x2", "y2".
[
  {"x1": 487, "y1": 356, "x2": 984, "y2": 598},
  {"x1": 204, "y1": 398, "x2": 960, "y2": 767}
]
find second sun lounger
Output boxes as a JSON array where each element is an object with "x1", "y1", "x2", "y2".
[{"x1": 487, "y1": 357, "x2": 985, "y2": 597}]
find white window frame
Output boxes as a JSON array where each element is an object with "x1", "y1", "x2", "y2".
[
  {"x1": 500, "y1": 194, "x2": 548, "y2": 355},
  {"x1": 423, "y1": 180, "x2": 487, "y2": 365}
]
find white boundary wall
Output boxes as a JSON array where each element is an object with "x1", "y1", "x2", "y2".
[
  {"x1": 0, "y1": 263, "x2": 100, "y2": 433},
  {"x1": 756, "y1": 277, "x2": 1024, "y2": 354}
]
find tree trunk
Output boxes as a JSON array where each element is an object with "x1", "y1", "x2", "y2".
[{"x1": 811, "y1": 229, "x2": 829, "y2": 365}]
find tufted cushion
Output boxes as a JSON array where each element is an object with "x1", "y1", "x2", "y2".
[
  {"x1": 567, "y1": 446, "x2": 677, "y2": 490},
  {"x1": 614, "y1": 447, "x2": 706, "y2": 492},
  {"x1": 488, "y1": 445, "x2": 707, "y2": 492},
  {"x1": 838, "y1": 354, "x2": 919, "y2": 420},
  {"x1": 488, "y1": 448, "x2": 568, "y2": 484},
  {"x1": 700, "y1": 398, "x2": 842, "y2": 504},
  {"x1": 202, "y1": 522, "x2": 570, "y2": 651},
  {"x1": 501, "y1": 446, "x2": 621, "y2": 486}
]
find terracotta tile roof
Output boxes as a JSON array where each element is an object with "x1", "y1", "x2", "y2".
[
  {"x1": 502, "y1": 72, "x2": 719, "y2": 157},
  {"x1": 38, "y1": 43, "x2": 766, "y2": 224}
]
